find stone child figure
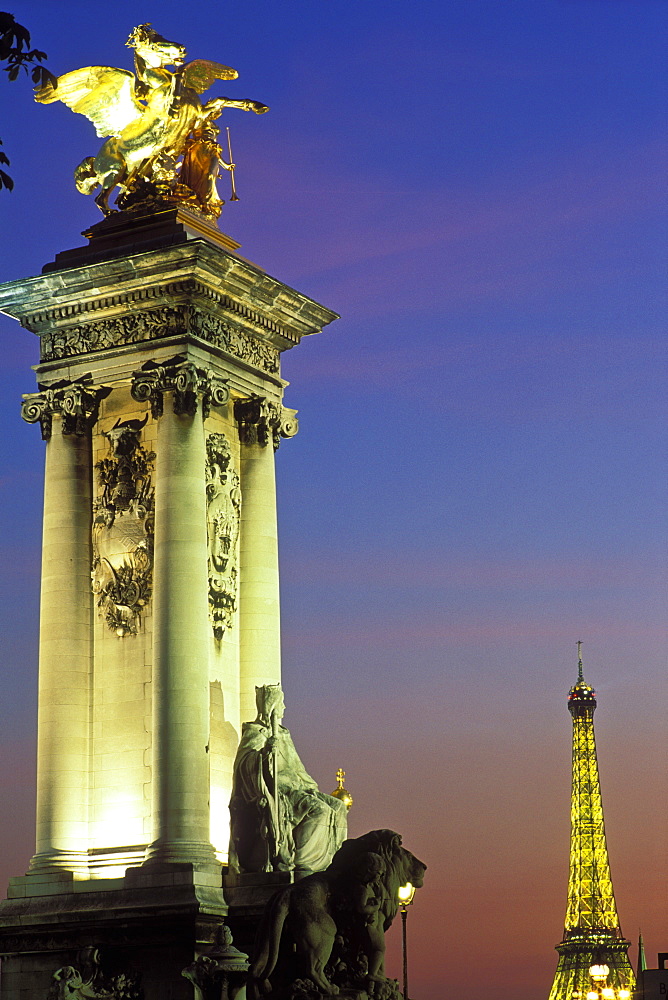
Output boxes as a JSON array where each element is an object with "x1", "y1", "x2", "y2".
[{"x1": 229, "y1": 685, "x2": 347, "y2": 876}]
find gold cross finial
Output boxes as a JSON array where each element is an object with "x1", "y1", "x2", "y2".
[{"x1": 331, "y1": 768, "x2": 353, "y2": 810}]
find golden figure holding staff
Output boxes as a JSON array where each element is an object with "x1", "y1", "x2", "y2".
[{"x1": 35, "y1": 24, "x2": 268, "y2": 219}]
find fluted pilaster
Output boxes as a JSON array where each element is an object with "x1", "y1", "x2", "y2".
[
  {"x1": 133, "y1": 362, "x2": 228, "y2": 867},
  {"x1": 235, "y1": 397, "x2": 298, "y2": 722},
  {"x1": 21, "y1": 385, "x2": 101, "y2": 873}
]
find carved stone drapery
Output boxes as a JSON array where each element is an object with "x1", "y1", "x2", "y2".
[
  {"x1": 206, "y1": 433, "x2": 241, "y2": 640},
  {"x1": 131, "y1": 358, "x2": 229, "y2": 419},
  {"x1": 234, "y1": 396, "x2": 299, "y2": 450},
  {"x1": 39, "y1": 302, "x2": 281, "y2": 376},
  {"x1": 93, "y1": 417, "x2": 155, "y2": 638},
  {"x1": 229, "y1": 684, "x2": 348, "y2": 876},
  {"x1": 21, "y1": 380, "x2": 106, "y2": 439}
]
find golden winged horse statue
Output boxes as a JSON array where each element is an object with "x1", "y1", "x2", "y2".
[{"x1": 35, "y1": 24, "x2": 268, "y2": 218}]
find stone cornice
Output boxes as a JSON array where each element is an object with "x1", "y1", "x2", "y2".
[
  {"x1": 26, "y1": 280, "x2": 297, "y2": 351},
  {"x1": 0, "y1": 241, "x2": 339, "y2": 359}
]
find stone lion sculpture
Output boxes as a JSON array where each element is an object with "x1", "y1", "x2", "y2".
[{"x1": 247, "y1": 829, "x2": 426, "y2": 999}]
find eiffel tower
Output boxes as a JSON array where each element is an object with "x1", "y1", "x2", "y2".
[{"x1": 548, "y1": 643, "x2": 635, "y2": 1000}]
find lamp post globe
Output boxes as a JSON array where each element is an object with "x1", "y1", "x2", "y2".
[{"x1": 397, "y1": 882, "x2": 416, "y2": 999}]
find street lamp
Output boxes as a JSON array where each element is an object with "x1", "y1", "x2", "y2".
[{"x1": 397, "y1": 882, "x2": 416, "y2": 999}]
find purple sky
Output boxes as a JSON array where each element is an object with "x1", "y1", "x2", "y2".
[{"x1": 0, "y1": 3, "x2": 666, "y2": 998}]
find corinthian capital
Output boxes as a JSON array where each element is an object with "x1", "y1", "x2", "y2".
[
  {"x1": 21, "y1": 391, "x2": 58, "y2": 440},
  {"x1": 21, "y1": 381, "x2": 105, "y2": 439},
  {"x1": 234, "y1": 397, "x2": 299, "y2": 450},
  {"x1": 131, "y1": 359, "x2": 230, "y2": 419},
  {"x1": 130, "y1": 367, "x2": 166, "y2": 419}
]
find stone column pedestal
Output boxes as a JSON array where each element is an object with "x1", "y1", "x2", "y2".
[{"x1": 0, "y1": 218, "x2": 338, "y2": 999}]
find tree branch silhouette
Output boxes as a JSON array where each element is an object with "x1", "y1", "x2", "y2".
[{"x1": 1, "y1": 12, "x2": 56, "y2": 190}]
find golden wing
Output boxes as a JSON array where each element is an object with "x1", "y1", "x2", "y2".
[
  {"x1": 181, "y1": 59, "x2": 239, "y2": 95},
  {"x1": 35, "y1": 67, "x2": 144, "y2": 138}
]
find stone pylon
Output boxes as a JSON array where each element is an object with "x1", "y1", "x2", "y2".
[{"x1": 0, "y1": 207, "x2": 337, "y2": 999}]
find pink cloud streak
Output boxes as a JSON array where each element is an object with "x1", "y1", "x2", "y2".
[
  {"x1": 282, "y1": 618, "x2": 664, "y2": 651},
  {"x1": 244, "y1": 133, "x2": 666, "y2": 283},
  {"x1": 282, "y1": 550, "x2": 662, "y2": 590}
]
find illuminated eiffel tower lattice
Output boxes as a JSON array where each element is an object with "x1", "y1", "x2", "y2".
[{"x1": 547, "y1": 644, "x2": 635, "y2": 1000}]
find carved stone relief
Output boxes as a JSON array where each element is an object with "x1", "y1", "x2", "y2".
[
  {"x1": 47, "y1": 947, "x2": 142, "y2": 1000},
  {"x1": 235, "y1": 396, "x2": 299, "y2": 450},
  {"x1": 39, "y1": 302, "x2": 280, "y2": 376},
  {"x1": 40, "y1": 307, "x2": 186, "y2": 364},
  {"x1": 206, "y1": 433, "x2": 241, "y2": 640},
  {"x1": 191, "y1": 308, "x2": 280, "y2": 375},
  {"x1": 92, "y1": 416, "x2": 155, "y2": 638}
]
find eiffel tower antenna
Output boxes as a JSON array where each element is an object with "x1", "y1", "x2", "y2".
[{"x1": 547, "y1": 645, "x2": 635, "y2": 1000}]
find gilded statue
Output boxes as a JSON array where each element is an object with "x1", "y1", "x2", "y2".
[{"x1": 35, "y1": 24, "x2": 268, "y2": 218}]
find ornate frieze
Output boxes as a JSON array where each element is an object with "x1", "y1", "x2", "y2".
[
  {"x1": 234, "y1": 396, "x2": 299, "y2": 450},
  {"x1": 131, "y1": 358, "x2": 230, "y2": 419},
  {"x1": 206, "y1": 433, "x2": 241, "y2": 640},
  {"x1": 40, "y1": 307, "x2": 186, "y2": 363},
  {"x1": 191, "y1": 308, "x2": 280, "y2": 375},
  {"x1": 21, "y1": 380, "x2": 106, "y2": 439},
  {"x1": 38, "y1": 298, "x2": 281, "y2": 376},
  {"x1": 92, "y1": 416, "x2": 155, "y2": 638}
]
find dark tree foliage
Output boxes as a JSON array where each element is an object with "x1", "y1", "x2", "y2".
[{"x1": 0, "y1": 11, "x2": 56, "y2": 190}]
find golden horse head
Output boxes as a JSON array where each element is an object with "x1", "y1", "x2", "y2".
[{"x1": 126, "y1": 23, "x2": 186, "y2": 68}]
